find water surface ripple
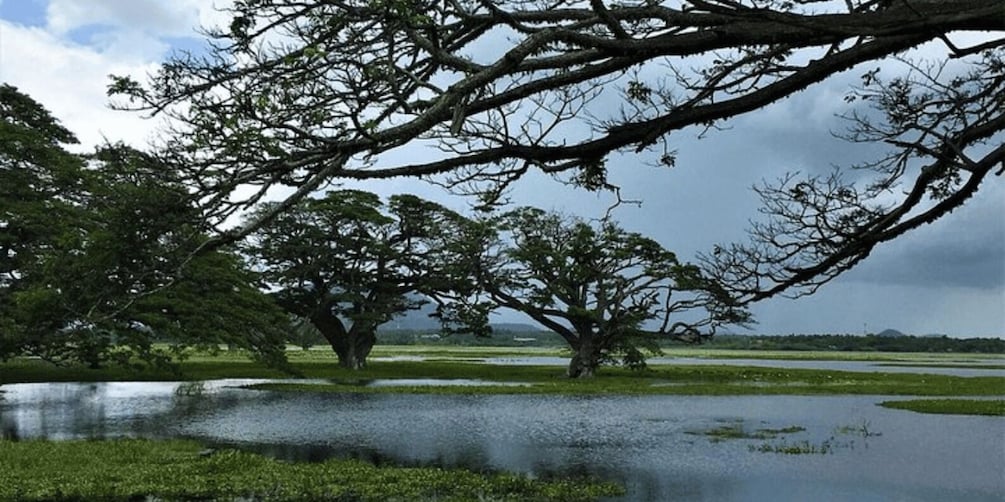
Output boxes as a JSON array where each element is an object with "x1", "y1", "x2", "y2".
[{"x1": 1, "y1": 381, "x2": 1002, "y2": 501}]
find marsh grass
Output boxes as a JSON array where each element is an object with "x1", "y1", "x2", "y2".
[
  {"x1": 0, "y1": 439, "x2": 622, "y2": 501},
  {"x1": 834, "y1": 420, "x2": 882, "y2": 438},
  {"x1": 3, "y1": 349, "x2": 1003, "y2": 397},
  {"x1": 693, "y1": 420, "x2": 881, "y2": 455},
  {"x1": 242, "y1": 362, "x2": 1005, "y2": 397},
  {"x1": 879, "y1": 399, "x2": 1005, "y2": 416},
  {"x1": 686, "y1": 423, "x2": 806, "y2": 442}
]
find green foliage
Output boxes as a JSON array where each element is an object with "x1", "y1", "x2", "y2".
[
  {"x1": 0, "y1": 439, "x2": 622, "y2": 501},
  {"x1": 0, "y1": 86, "x2": 289, "y2": 368},
  {"x1": 463, "y1": 208, "x2": 749, "y2": 376},
  {"x1": 0, "y1": 84, "x2": 86, "y2": 359},
  {"x1": 243, "y1": 190, "x2": 478, "y2": 367}
]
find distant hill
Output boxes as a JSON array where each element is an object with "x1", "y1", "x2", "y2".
[{"x1": 876, "y1": 328, "x2": 907, "y2": 338}]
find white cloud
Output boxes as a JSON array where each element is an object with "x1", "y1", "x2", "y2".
[
  {"x1": 0, "y1": 20, "x2": 164, "y2": 150},
  {"x1": 46, "y1": 0, "x2": 221, "y2": 37},
  {"x1": 42, "y1": 0, "x2": 232, "y2": 61},
  {"x1": 0, "y1": 1, "x2": 236, "y2": 150}
]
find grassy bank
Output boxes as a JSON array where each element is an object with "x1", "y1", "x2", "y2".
[
  {"x1": 245, "y1": 362, "x2": 1004, "y2": 396},
  {"x1": 3, "y1": 348, "x2": 1003, "y2": 397},
  {"x1": 376, "y1": 345, "x2": 1005, "y2": 363},
  {"x1": 0, "y1": 439, "x2": 621, "y2": 501},
  {"x1": 879, "y1": 399, "x2": 1005, "y2": 416}
]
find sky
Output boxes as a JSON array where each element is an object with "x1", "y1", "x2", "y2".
[{"x1": 1, "y1": 0, "x2": 1002, "y2": 337}]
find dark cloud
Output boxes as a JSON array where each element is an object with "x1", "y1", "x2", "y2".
[{"x1": 845, "y1": 185, "x2": 1005, "y2": 290}]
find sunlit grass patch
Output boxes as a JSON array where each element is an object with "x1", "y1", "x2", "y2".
[{"x1": 879, "y1": 399, "x2": 1005, "y2": 416}]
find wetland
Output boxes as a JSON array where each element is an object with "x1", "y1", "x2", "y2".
[{"x1": 2, "y1": 348, "x2": 1003, "y2": 501}]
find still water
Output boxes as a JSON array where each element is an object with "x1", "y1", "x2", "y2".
[{"x1": 1, "y1": 380, "x2": 1002, "y2": 501}]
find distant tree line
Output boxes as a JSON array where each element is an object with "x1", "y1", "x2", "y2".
[
  {"x1": 367, "y1": 330, "x2": 1005, "y2": 354},
  {"x1": 704, "y1": 334, "x2": 1005, "y2": 354}
]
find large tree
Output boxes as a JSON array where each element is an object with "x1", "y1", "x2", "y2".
[
  {"x1": 460, "y1": 208, "x2": 748, "y2": 377},
  {"x1": 1, "y1": 84, "x2": 84, "y2": 357},
  {"x1": 0, "y1": 86, "x2": 289, "y2": 368},
  {"x1": 109, "y1": 0, "x2": 1004, "y2": 302},
  {"x1": 243, "y1": 189, "x2": 473, "y2": 369}
]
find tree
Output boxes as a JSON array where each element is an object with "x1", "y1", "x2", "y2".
[
  {"x1": 109, "y1": 1, "x2": 1003, "y2": 303},
  {"x1": 1, "y1": 84, "x2": 86, "y2": 358},
  {"x1": 701, "y1": 48, "x2": 1005, "y2": 303},
  {"x1": 462, "y1": 208, "x2": 748, "y2": 377},
  {"x1": 243, "y1": 189, "x2": 473, "y2": 369},
  {"x1": 0, "y1": 86, "x2": 290, "y2": 368}
]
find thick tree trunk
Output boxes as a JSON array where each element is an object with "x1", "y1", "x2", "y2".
[
  {"x1": 311, "y1": 312, "x2": 376, "y2": 370},
  {"x1": 567, "y1": 339, "x2": 599, "y2": 378},
  {"x1": 332, "y1": 328, "x2": 376, "y2": 370}
]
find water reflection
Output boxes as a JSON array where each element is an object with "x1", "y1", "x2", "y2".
[{"x1": 0, "y1": 381, "x2": 1002, "y2": 501}]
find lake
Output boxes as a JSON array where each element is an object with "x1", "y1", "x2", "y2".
[{"x1": 1, "y1": 380, "x2": 1002, "y2": 501}]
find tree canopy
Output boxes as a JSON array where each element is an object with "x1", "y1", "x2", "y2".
[
  {"x1": 0, "y1": 85, "x2": 290, "y2": 368},
  {"x1": 109, "y1": 0, "x2": 1004, "y2": 304},
  {"x1": 460, "y1": 208, "x2": 749, "y2": 377},
  {"x1": 243, "y1": 189, "x2": 475, "y2": 368}
]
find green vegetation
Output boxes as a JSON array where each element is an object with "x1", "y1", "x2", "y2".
[
  {"x1": 244, "y1": 190, "x2": 481, "y2": 369},
  {"x1": 0, "y1": 439, "x2": 620, "y2": 501},
  {"x1": 687, "y1": 422, "x2": 806, "y2": 442},
  {"x1": 702, "y1": 334, "x2": 1005, "y2": 354},
  {"x1": 442, "y1": 207, "x2": 750, "y2": 378},
  {"x1": 241, "y1": 357, "x2": 1005, "y2": 396},
  {"x1": 0, "y1": 86, "x2": 291, "y2": 369},
  {"x1": 879, "y1": 399, "x2": 1005, "y2": 416},
  {"x1": 687, "y1": 420, "x2": 884, "y2": 455},
  {"x1": 376, "y1": 332, "x2": 1005, "y2": 355},
  {"x1": 4, "y1": 349, "x2": 1003, "y2": 397}
]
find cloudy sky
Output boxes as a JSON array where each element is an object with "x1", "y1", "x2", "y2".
[{"x1": 1, "y1": 0, "x2": 1002, "y2": 337}]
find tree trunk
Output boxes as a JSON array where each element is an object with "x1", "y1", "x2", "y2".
[
  {"x1": 310, "y1": 312, "x2": 376, "y2": 370},
  {"x1": 333, "y1": 327, "x2": 376, "y2": 370},
  {"x1": 567, "y1": 339, "x2": 599, "y2": 378}
]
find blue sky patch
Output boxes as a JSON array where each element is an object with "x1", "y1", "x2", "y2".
[
  {"x1": 65, "y1": 23, "x2": 116, "y2": 46},
  {"x1": 0, "y1": 0, "x2": 48, "y2": 28}
]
